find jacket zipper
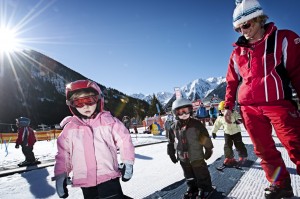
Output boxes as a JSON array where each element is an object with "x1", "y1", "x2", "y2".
[
  {"x1": 88, "y1": 125, "x2": 98, "y2": 185},
  {"x1": 247, "y1": 52, "x2": 251, "y2": 69}
]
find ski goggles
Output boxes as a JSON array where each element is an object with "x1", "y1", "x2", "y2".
[
  {"x1": 176, "y1": 108, "x2": 191, "y2": 116},
  {"x1": 234, "y1": 21, "x2": 252, "y2": 32},
  {"x1": 68, "y1": 95, "x2": 98, "y2": 108}
]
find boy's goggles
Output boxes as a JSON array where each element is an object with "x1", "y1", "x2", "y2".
[
  {"x1": 176, "y1": 108, "x2": 190, "y2": 116},
  {"x1": 67, "y1": 95, "x2": 98, "y2": 108}
]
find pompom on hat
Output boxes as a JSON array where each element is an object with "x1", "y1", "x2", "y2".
[{"x1": 233, "y1": 0, "x2": 264, "y2": 27}]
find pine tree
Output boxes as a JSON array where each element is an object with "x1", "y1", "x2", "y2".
[{"x1": 148, "y1": 94, "x2": 165, "y2": 116}]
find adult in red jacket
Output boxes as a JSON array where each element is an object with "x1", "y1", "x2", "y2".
[
  {"x1": 224, "y1": 1, "x2": 300, "y2": 199},
  {"x1": 15, "y1": 117, "x2": 37, "y2": 164}
]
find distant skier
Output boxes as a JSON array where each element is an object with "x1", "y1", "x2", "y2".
[
  {"x1": 196, "y1": 102, "x2": 207, "y2": 127},
  {"x1": 167, "y1": 98, "x2": 215, "y2": 199},
  {"x1": 164, "y1": 113, "x2": 175, "y2": 138},
  {"x1": 208, "y1": 104, "x2": 217, "y2": 126},
  {"x1": 211, "y1": 101, "x2": 248, "y2": 167},
  {"x1": 15, "y1": 117, "x2": 38, "y2": 166},
  {"x1": 122, "y1": 115, "x2": 131, "y2": 131},
  {"x1": 52, "y1": 80, "x2": 135, "y2": 199},
  {"x1": 131, "y1": 117, "x2": 138, "y2": 134}
]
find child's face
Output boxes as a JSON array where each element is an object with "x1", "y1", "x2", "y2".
[
  {"x1": 73, "y1": 93, "x2": 97, "y2": 117},
  {"x1": 176, "y1": 107, "x2": 190, "y2": 120}
]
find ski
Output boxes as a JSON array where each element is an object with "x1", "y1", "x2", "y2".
[
  {"x1": 216, "y1": 163, "x2": 243, "y2": 171},
  {"x1": 18, "y1": 158, "x2": 41, "y2": 167}
]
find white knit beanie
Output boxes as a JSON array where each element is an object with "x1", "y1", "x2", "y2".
[{"x1": 233, "y1": 0, "x2": 264, "y2": 27}]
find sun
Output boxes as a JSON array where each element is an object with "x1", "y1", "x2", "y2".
[{"x1": 0, "y1": 27, "x2": 19, "y2": 52}]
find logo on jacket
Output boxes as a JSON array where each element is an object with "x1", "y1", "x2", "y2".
[
  {"x1": 241, "y1": 49, "x2": 247, "y2": 56},
  {"x1": 294, "y1": 38, "x2": 300, "y2": 45}
]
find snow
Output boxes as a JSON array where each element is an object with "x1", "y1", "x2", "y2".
[{"x1": 0, "y1": 125, "x2": 297, "y2": 199}]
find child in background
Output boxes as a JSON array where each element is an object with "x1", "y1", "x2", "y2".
[
  {"x1": 167, "y1": 98, "x2": 214, "y2": 199},
  {"x1": 52, "y1": 80, "x2": 135, "y2": 199},
  {"x1": 122, "y1": 115, "x2": 131, "y2": 131},
  {"x1": 208, "y1": 104, "x2": 218, "y2": 125},
  {"x1": 211, "y1": 101, "x2": 247, "y2": 166},
  {"x1": 15, "y1": 117, "x2": 38, "y2": 166},
  {"x1": 196, "y1": 102, "x2": 207, "y2": 127}
]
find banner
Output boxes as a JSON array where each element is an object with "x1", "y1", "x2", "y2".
[{"x1": 174, "y1": 87, "x2": 182, "y2": 99}]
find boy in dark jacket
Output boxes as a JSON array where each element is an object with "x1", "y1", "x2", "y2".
[
  {"x1": 167, "y1": 98, "x2": 214, "y2": 199},
  {"x1": 15, "y1": 117, "x2": 38, "y2": 166}
]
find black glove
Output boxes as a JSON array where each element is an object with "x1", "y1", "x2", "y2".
[
  {"x1": 53, "y1": 173, "x2": 72, "y2": 198},
  {"x1": 169, "y1": 154, "x2": 178, "y2": 163},
  {"x1": 15, "y1": 144, "x2": 19, "y2": 149},
  {"x1": 118, "y1": 163, "x2": 133, "y2": 182},
  {"x1": 212, "y1": 133, "x2": 217, "y2": 139},
  {"x1": 204, "y1": 148, "x2": 213, "y2": 160},
  {"x1": 167, "y1": 143, "x2": 177, "y2": 163}
]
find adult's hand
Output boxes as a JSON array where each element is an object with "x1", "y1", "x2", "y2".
[{"x1": 224, "y1": 109, "x2": 232, "y2": 124}]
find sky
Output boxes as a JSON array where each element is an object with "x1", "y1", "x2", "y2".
[{"x1": 1, "y1": 0, "x2": 300, "y2": 95}]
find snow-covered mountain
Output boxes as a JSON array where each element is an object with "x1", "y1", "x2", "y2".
[
  {"x1": 131, "y1": 77, "x2": 226, "y2": 105},
  {"x1": 131, "y1": 92, "x2": 174, "y2": 106}
]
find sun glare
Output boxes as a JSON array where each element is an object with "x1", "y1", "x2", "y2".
[{"x1": 0, "y1": 28, "x2": 19, "y2": 52}]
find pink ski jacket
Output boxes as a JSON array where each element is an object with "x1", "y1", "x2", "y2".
[
  {"x1": 225, "y1": 23, "x2": 300, "y2": 110},
  {"x1": 54, "y1": 111, "x2": 135, "y2": 187}
]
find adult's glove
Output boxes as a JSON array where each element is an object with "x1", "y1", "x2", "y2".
[
  {"x1": 15, "y1": 144, "x2": 19, "y2": 149},
  {"x1": 212, "y1": 133, "x2": 217, "y2": 139},
  {"x1": 118, "y1": 163, "x2": 133, "y2": 182},
  {"x1": 204, "y1": 148, "x2": 213, "y2": 160},
  {"x1": 52, "y1": 173, "x2": 72, "y2": 198}
]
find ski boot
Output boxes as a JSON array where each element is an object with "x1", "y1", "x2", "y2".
[
  {"x1": 182, "y1": 186, "x2": 198, "y2": 199},
  {"x1": 18, "y1": 160, "x2": 30, "y2": 167},
  {"x1": 197, "y1": 187, "x2": 215, "y2": 199},
  {"x1": 264, "y1": 184, "x2": 294, "y2": 199},
  {"x1": 238, "y1": 157, "x2": 247, "y2": 165},
  {"x1": 223, "y1": 158, "x2": 237, "y2": 167}
]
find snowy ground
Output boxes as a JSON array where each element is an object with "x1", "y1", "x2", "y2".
[{"x1": 0, "y1": 125, "x2": 298, "y2": 199}]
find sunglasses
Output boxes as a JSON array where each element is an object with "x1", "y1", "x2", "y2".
[
  {"x1": 234, "y1": 21, "x2": 252, "y2": 32},
  {"x1": 69, "y1": 95, "x2": 98, "y2": 108}
]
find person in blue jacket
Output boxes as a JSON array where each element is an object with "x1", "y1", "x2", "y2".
[
  {"x1": 196, "y1": 103, "x2": 207, "y2": 127},
  {"x1": 209, "y1": 104, "x2": 218, "y2": 125}
]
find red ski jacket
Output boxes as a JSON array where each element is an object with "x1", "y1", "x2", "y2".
[
  {"x1": 225, "y1": 23, "x2": 300, "y2": 110},
  {"x1": 16, "y1": 127, "x2": 36, "y2": 147}
]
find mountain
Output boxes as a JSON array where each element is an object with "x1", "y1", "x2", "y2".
[
  {"x1": 131, "y1": 77, "x2": 226, "y2": 106},
  {"x1": 0, "y1": 49, "x2": 149, "y2": 132},
  {"x1": 131, "y1": 92, "x2": 173, "y2": 106}
]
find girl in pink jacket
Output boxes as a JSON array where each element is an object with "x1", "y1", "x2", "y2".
[{"x1": 52, "y1": 80, "x2": 135, "y2": 199}]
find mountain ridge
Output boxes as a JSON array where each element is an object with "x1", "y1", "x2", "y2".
[{"x1": 131, "y1": 77, "x2": 226, "y2": 105}]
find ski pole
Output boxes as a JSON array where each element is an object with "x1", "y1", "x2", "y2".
[
  {"x1": 5, "y1": 137, "x2": 12, "y2": 157},
  {"x1": 4, "y1": 140, "x2": 8, "y2": 157}
]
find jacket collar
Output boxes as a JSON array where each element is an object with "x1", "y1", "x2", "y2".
[{"x1": 233, "y1": 22, "x2": 277, "y2": 47}]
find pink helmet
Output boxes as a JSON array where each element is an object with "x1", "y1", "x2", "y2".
[{"x1": 65, "y1": 80, "x2": 104, "y2": 116}]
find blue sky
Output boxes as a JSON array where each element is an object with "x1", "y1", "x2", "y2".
[{"x1": 2, "y1": 0, "x2": 300, "y2": 95}]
